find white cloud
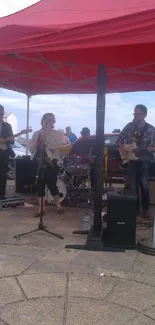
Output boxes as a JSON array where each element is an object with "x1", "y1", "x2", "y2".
[
  {"x1": 0, "y1": 89, "x2": 140, "y2": 135},
  {"x1": 1, "y1": 0, "x2": 38, "y2": 17}
]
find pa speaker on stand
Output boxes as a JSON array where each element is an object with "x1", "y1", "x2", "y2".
[{"x1": 103, "y1": 190, "x2": 137, "y2": 249}]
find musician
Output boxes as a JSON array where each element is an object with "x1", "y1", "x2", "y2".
[
  {"x1": 69, "y1": 128, "x2": 95, "y2": 188},
  {"x1": 70, "y1": 127, "x2": 92, "y2": 155},
  {"x1": 29, "y1": 113, "x2": 64, "y2": 216},
  {"x1": 0, "y1": 105, "x2": 14, "y2": 198},
  {"x1": 117, "y1": 104, "x2": 155, "y2": 217}
]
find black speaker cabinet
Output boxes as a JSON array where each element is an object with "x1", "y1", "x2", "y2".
[
  {"x1": 105, "y1": 190, "x2": 137, "y2": 248},
  {"x1": 15, "y1": 157, "x2": 38, "y2": 194}
]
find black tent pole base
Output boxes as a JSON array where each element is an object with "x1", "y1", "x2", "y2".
[
  {"x1": 72, "y1": 230, "x2": 89, "y2": 235},
  {"x1": 14, "y1": 220, "x2": 64, "y2": 240},
  {"x1": 138, "y1": 239, "x2": 155, "y2": 256},
  {"x1": 65, "y1": 228, "x2": 103, "y2": 251}
]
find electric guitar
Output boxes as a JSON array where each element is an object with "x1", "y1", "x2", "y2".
[
  {"x1": 119, "y1": 143, "x2": 154, "y2": 164},
  {"x1": 119, "y1": 143, "x2": 137, "y2": 164},
  {"x1": 0, "y1": 127, "x2": 32, "y2": 144}
]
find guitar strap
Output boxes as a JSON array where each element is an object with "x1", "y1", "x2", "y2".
[{"x1": 132, "y1": 122, "x2": 149, "y2": 145}]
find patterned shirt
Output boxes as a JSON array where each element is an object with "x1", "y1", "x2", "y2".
[{"x1": 116, "y1": 121, "x2": 155, "y2": 161}]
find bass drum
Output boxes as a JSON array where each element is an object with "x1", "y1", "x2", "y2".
[{"x1": 45, "y1": 177, "x2": 67, "y2": 204}]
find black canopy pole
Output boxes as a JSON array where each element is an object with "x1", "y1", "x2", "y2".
[
  {"x1": 93, "y1": 64, "x2": 106, "y2": 237},
  {"x1": 65, "y1": 64, "x2": 106, "y2": 251}
]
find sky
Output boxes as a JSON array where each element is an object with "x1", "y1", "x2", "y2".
[{"x1": 1, "y1": 0, "x2": 155, "y2": 137}]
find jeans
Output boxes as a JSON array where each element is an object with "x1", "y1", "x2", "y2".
[
  {"x1": 128, "y1": 160, "x2": 150, "y2": 212},
  {"x1": 0, "y1": 150, "x2": 9, "y2": 197}
]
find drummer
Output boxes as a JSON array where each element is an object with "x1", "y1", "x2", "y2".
[
  {"x1": 70, "y1": 127, "x2": 94, "y2": 157},
  {"x1": 69, "y1": 127, "x2": 95, "y2": 188}
]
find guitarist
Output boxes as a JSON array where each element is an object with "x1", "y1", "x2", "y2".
[
  {"x1": 0, "y1": 105, "x2": 14, "y2": 198},
  {"x1": 117, "y1": 104, "x2": 155, "y2": 218}
]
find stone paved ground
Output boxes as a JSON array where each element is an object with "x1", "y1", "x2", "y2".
[{"x1": 0, "y1": 202, "x2": 155, "y2": 325}]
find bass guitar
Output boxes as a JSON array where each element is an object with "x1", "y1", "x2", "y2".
[{"x1": 0, "y1": 127, "x2": 32, "y2": 144}]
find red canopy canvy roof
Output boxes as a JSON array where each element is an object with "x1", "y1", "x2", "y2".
[{"x1": 0, "y1": 0, "x2": 155, "y2": 95}]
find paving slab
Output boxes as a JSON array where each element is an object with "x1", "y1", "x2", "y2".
[
  {"x1": 145, "y1": 306, "x2": 155, "y2": 320},
  {"x1": 127, "y1": 315, "x2": 155, "y2": 325},
  {"x1": 1, "y1": 194, "x2": 155, "y2": 325},
  {"x1": 41, "y1": 248, "x2": 83, "y2": 263},
  {"x1": 4, "y1": 235, "x2": 33, "y2": 245},
  {"x1": 66, "y1": 298, "x2": 138, "y2": 325},
  {"x1": 0, "y1": 245, "x2": 48, "y2": 258},
  {"x1": 0, "y1": 277, "x2": 25, "y2": 306},
  {"x1": 17, "y1": 273, "x2": 66, "y2": 299},
  {"x1": 133, "y1": 252, "x2": 155, "y2": 274},
  {"x1": 25, "y1": 233, "x2": 86, "y2": 249},
  {"x1": 0, "y1": 298, "x2": 64, "y2": 325},
  {"x1": 107, "y1": 279, "x2": 155, "y2": 312},
  {"x1": 23, "y1": 259, "x2": 101, "y2": 275},
  {"x1": 8, "y1": 224, "x2": 40, "y2": 236},
  {"x1": 70, "y1": 249, "x2": 137, "y2": 271},
  {"x1": 111, "y1": 270, "x2": 155, "y2": 287},
  {"x1": 68, "y1": 273, "x2": 117, "y2": 299},
  {"x1": 0, "y1": 254, "x2": 37, "y2": 277}
]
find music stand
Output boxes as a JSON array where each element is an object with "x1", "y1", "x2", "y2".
[{"x1": 14, "y1": 131, "x2": 64, "y2": 240}]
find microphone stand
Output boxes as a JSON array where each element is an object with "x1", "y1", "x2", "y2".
[{"x1": 14, "y1": 128, "x2": 64, "y2": 240}]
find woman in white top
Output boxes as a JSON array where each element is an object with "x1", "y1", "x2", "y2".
[{"x1": 29, "y1": 113, "x2": 64, "y2": 216}]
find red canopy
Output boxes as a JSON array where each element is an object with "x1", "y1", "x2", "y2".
[{"x1": 0, "y1": 0, "x2": 155, "y2": 95}]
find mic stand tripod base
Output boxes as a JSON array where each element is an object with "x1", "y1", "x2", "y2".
[{"x1": 14, "y1": 213, "x2": 64, "y2": 240}]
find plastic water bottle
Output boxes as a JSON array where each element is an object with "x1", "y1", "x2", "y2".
[{"x1": 83, "y1": 212, "x2": 90, "y2": 231}]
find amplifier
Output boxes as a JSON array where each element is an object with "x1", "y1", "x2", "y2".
[
  {"x1": 15, "y1": 158, "x2": 38, "y2": 194},
  {"x1": 104, "y1": 190, "x2": 137, "y2": 248}
]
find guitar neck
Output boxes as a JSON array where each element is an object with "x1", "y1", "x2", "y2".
[{"x1": 1, "y1": 131, "x2": 28, "y2": 144}]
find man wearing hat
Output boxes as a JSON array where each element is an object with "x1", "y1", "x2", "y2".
[
  {"x1": 70, "y1": 127, "x2": 92, "y2": 155},
  {"x1": 80, "y1": 127, "x2": 90, "y2": 139}
]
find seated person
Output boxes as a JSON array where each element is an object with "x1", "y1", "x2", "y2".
[
  {"x1": 70, "y1": 127, "x2": 95, "y2": 158},
  {"x1": 69, "y1": 128, "x2": 95, "y2": 188}
]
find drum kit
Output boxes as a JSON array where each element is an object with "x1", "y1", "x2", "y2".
[{"x1": 45, "y1": 154, "x2": 96, "y2": 207}]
